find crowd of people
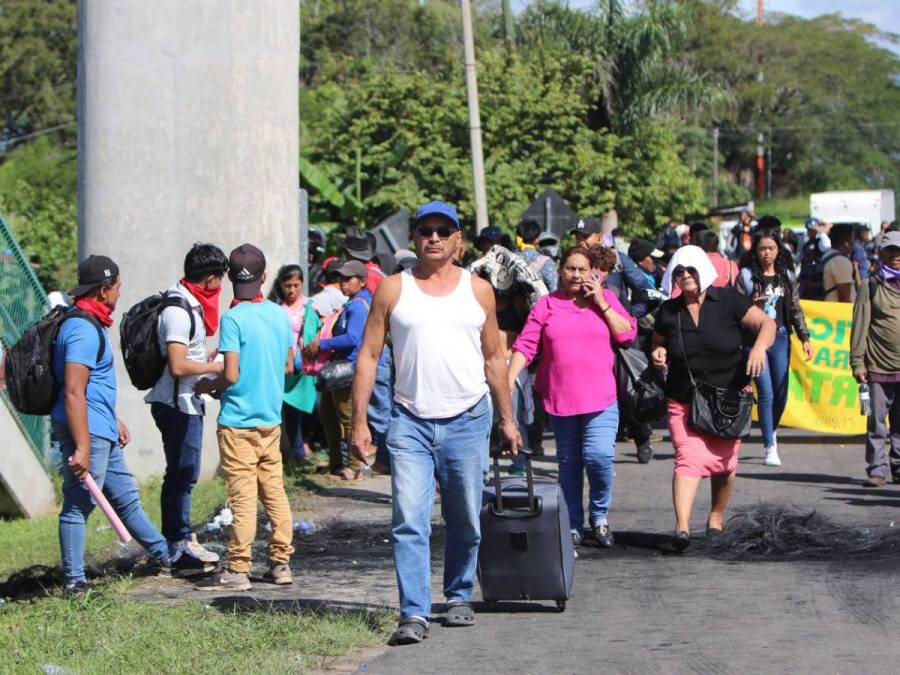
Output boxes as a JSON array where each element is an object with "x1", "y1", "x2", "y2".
[{"x1": 44, "y1": 199, "x2": 900, "y2": 644}]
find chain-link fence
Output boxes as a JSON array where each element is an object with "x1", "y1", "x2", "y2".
[{"x1": 0, "y1": 212, "x2": 50, "y2": 463}]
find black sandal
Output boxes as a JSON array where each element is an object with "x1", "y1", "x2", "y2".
[
  {"x1": 388, "y1": 617, "x2": 429, "y2": 645},
  {"x1": 445, "y1": 601, "x2": 475, "y2": 627}
]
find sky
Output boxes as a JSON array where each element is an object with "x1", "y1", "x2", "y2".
[{"x1": 510, "y1": 0, "x2": 900, "y2": 53}]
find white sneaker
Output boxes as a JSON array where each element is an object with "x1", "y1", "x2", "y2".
[
  {"x1": 764, "y1": 446, "x2": 782, "y2": 467},
  {"x1": 173, "y1": 534, "x2": 220, "y2": 563}
]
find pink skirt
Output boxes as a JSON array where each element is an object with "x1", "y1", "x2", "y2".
[{"x1": 667, "y1": 400, "x2": 741, "y2": 478}]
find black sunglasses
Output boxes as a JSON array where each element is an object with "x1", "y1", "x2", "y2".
[
  {"x1": 672, "y1": 266, "x2": 698, "y2": 279},
  {"x1": 416, "y1": 224, "x2": 457, "y2": 239}
]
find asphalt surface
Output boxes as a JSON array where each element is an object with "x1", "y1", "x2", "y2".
[
  {"x1": 131, "y1": 426, "x2": 900, "y2": 673},
  {"x1": 361, "y1": 428, "x2": 900, "y2": 674}
]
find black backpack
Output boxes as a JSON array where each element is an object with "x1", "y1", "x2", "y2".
[
  {"x1": 798, "y1": 244, "x2": 844, "y2": 300},
  {"x1": 120, "y1": 292, "x2": 195, "y2": 390},
  {"x1": 4, "y1": 307, "x2": 105, "y2": 415}
]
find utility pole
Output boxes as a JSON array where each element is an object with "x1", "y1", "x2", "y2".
[
  {"x1": 461, "y1": 0, "x2": 489, "y2": 233},
  {"x1": 755, "y1": 0, "x2": 766, "y2": 200},
  {"x1": 712, "y1": 126, "x2": 719, "y2": 207},
  {"x1": 755, "y1": 132, "x2": 765, "y2": 200},
  {"x1": 502, "y1": 0, "x2": 514, "y2": 44}
]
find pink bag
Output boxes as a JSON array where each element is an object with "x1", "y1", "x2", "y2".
[{"x1": 302, "y1": 309, "x2": 342, "y2": 376}]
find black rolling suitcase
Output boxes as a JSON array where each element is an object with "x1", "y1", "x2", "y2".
[{"x1": 477, "y1": 449, "x2": 575, "y2": 612}]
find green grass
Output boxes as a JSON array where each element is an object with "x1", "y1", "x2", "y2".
[
  {"x1": 0, "y1": 477, "x2": 228, "y2": 581},
  {"x1": 0, "y1": 476, "x2": 393, "y2": 672},
  {"x1": 754, "y1": 196, "x2": 809, "y2": 227},
  {"x1": 0, "y1": 579, "x2": 392, "y2": 673}
]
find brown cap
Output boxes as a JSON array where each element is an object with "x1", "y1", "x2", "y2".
[
  {"x1": 227, "y1": 243, "x2": 266, "y2": 299},
  {"x1": 337, "y1": 260, "x2": 368, "y2": 280}
]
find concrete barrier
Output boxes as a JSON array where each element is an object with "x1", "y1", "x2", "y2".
[{"x1": 0, "y1": 402, "x2": 56, "y2": 518}]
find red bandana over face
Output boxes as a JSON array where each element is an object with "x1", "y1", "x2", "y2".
[{"x1": 180, "y1": 279, "x2": 222, "y2": 336}]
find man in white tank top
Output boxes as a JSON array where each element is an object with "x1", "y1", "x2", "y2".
[{"x1": 351, "y1": 200, "x2": 520, "y2": 645}]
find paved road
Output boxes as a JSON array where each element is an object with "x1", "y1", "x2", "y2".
[
  {"x1": 133, "y1": 428, "x2": 900, "y2": 673},
  {"x1": 362, "y1": 429, "x2": 900, "y2": 674}
]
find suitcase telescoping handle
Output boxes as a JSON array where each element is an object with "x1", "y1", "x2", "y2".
[{"x1": 490, "y1": 446, "x2": 539, "y2": 517}]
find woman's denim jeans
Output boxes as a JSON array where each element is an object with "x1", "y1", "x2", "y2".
[
  {"x1": 388, "y1": 395, "x2": 491, "y2": 620},
  {"x1": 54, "y1": 421, "x2": 170, "y2": 585},
  {"x1": 551, "y1": 402, "x2": 619, "y2": 532},
  {"x1": 755, "y1": 327, "x2": 791, "y2": 448}
]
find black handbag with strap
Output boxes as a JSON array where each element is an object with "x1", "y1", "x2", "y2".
[
  {"x1": 677, "y1": 312, "x2": 753, "y2": 440},
  {"x1": 317, "y1": 358, "x2": 355, "y2": 392}
]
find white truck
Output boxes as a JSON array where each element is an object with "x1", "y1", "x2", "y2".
[{"x1": 809, "y1": 190, "x2": 895, "y2": 229}]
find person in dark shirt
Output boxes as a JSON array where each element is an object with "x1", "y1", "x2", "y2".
[
  {"x1": 652, "y1": 246, "x2": 774, "y2": 551},
  {"x1": 738, "y1": 229, "x2": 812, "y2": 467}
]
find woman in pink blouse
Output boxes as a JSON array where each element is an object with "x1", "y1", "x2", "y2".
[{"x1": 508, "y1": 245, "x2": 637, "y2": 549}]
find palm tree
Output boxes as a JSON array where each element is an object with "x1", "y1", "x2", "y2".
[{"x1": 515, "y1": 0, "x2": 727, "y2": 133}]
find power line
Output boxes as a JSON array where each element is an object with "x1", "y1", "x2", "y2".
[
  {"x1": 712, "y1": 120, "x2": 900, "y2": 137},
  {"x1": 0, "y1": 122, "x2": 74, "y2": 151}
]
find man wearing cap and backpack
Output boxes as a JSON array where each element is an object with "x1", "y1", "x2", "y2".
[
  {"x1": 144, "y1": 243, "x2": 228, "y2": 576},
  {"x1": 52, "y1": 256, "x2": 173, "y2": 595},
  {"x1": 195, "y1": 244, "x2": 295, "y2": 591},
  {"x1": 351, "y1": 200, "x2": 520, "y2": 645}
]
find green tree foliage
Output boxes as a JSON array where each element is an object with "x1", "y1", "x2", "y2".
[
  {"x1": 0, "y1": 137, "x2": 77, "y2": 290},
  {"x1": 0, "y1": 0, "x2": 76, "y2": 143},
  {"x1": 515, "y1": 0, "x2": 728, "y2": 134},
  {"x1": 301, "y1": 50, "x2": 705, "y2": 237},
  {"x1": 0, "y1": 0, "x2": 897, "y2": 290},
  {"x1": 299, "y1": 0, "x2": 501, "y2": 84},
  {"x1": 680, "y1": 0, "x2": 900, "y2": 195}
]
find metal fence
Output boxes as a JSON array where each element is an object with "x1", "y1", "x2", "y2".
[{"x1": 0, "y1": 211, "x2": 50, "y2": 463}]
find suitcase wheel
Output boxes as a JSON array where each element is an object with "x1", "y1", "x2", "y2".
[
  {"x1": 555, "y1": 600, "x2": 566, "y2": 613},
  {"x1": 485, "y1": 600, "x2": 498, "y2": 611}
]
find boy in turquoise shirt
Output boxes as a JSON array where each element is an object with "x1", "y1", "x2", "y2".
[{"x1": 196, "y1": 244, "x2": 295, "y2": 591}]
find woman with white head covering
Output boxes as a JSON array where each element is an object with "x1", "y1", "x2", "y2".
[{"x1": 651, "y1": 246, "x2": 775, "y2": 551}]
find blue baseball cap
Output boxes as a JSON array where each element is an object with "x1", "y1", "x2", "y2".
[
  {"x1": 805, "y1": 217, "x2": 821, "y2": 229},
  {"x1": 415, "y1": 200, "x2": 460, "y2": 230}
]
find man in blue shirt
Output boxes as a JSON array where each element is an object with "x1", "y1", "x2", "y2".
[
  {"x1": 196, "y1": 244, "x2": 295, "y2": 591},
  {"x1": 53, "y1": 255, "x2": 172, "y2": 595}
]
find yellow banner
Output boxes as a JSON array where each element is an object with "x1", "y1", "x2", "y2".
[{"x1": 779, "y1": 299, "x2": 866, "y2": 435}]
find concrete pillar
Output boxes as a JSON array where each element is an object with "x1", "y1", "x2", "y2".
[{"x1": 78, "y1": 1, "x2": 299, "y2": 480}]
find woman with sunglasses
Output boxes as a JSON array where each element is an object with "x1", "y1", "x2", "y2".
[
  {"x1": 509, "y1": 245, "x2": 637, "y2": 549},
  {"x1": 651, "y1": 246, "x2": 775, "y2": 550},
  {"x1": 738, "y1": 229, "x2": 812, "y2": 467}
]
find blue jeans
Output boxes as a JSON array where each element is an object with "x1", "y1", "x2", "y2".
[
  {"x1": 388, "y1": 395, "x2": 491, "y2": 620},
  {"x1": 551, "y1": 403, "x2": 619, "y2": 532},
  {"x1": 54, "y1": 420, "x2": 170, "y2": 585},
  {"x1": 282, "y1": 403, "x2": 308, "y2": 460},
  {"x1": 150, "y1": 402, "x2": 204, "y2": 542},
  {"x1": 755, "y1": 327, "x2": 790, "y2": 448},
  {"x1": 370, "y1": 348, "x2": 394, "y2": 467}
]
